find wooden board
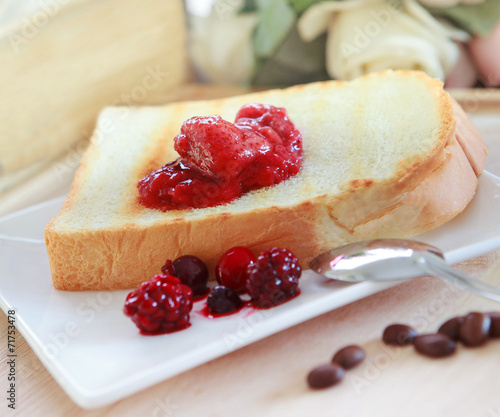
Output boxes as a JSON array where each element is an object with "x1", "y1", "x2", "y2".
[{"x1": 0, "y1": 0, "x2": 189, "y2": 179}]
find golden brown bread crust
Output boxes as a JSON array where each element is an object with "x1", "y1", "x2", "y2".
[{"x1": 45, "y1": 73, "x2": 487, "y2": 291}]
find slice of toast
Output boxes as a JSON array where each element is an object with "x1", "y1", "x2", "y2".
[{"x1": 45, "y1": 70, "x2": 487, "y2": 291}]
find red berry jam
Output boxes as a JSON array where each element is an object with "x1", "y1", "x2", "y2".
[
  {"x1": 138, "y1": 103, "x2": 302, "y2": 210},
  {"x1": 216, "y1": 246, "x2": 256, "y2": 293}
]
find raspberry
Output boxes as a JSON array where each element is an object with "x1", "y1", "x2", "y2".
[
  {"x1": 124, "y1": 274, "x2": 193, "y2": 334},
  {"x1": 207, "y1": 285, "x2": 243, "y2": 315},
  {"x1": 246, "y1": 247, "x2": 301, "y2": 308},
  {"x1": 216, "y1": 246, "x2": 256, "y2": 293}
]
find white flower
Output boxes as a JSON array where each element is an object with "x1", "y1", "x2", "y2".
[
  {"x1": 298, "y1": 0, "x2": 469, "y2": 81},
  {"x1": 188, "y1": 0, "x2": 258, "y2": 84},
  {"x1": 418, "y1": 0, "x2": 486, "y2": 7}
]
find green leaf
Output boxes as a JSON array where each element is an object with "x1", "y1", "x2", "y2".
[
  {"x1": 287, "y1": 0, "x2": 328, "y2": 14},
  {"x1": 426, "y1": 0, "x2": 500, "y2": 36},
  {"x1": 253, "y1": 0, "x2": 296, "y2": 58},
  {"x1": 240, "y1": 0, "x2": 257, "y2": 13},
  {"x1": 252, "y1": 24, "x2": 329, "y2": 86}
]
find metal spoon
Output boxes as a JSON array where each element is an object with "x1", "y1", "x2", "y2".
[{"x1": 310, "y1": 239, "x2": 500, "y2": 303}]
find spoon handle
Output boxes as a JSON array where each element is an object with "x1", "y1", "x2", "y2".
[{"x1": 418, "y1": 254, "x2": 500, "y2": 303}]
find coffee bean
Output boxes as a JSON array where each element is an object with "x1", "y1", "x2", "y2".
[
  {"x1": 414, "y1": 333, "x2": 456, "y2": 358},
  {"x1": 458, "y1": 312, "x2": 491, "y2": 347},
  {"x1": 382, "y1": 324, "x2": 418, "y2": 346},
  {"x1": 332, "y1": 345, "x2": 366, "y2": 370},
  {"x1": 438, "y1": 316, "x2": 464, "y2": 341},
  {"x1": 488, "y1": 312, "x2": 500, "y2": 338},
  {"x1": 307, "y1": 364, "x2": 345, "y2": 389}
]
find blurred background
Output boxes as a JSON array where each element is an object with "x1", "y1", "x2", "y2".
[{"x1": 0, "y1": 0, "x2": 499, "y2": 214}]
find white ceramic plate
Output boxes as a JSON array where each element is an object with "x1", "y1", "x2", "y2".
[{"x1": 1, "y1": 170, "x2": 500, "y2": 409}]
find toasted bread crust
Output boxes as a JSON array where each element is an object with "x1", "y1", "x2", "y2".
[{"x1": 45, "y1": 72, "x2": 487, "y2": 290}]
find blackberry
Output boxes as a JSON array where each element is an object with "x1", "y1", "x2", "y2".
[{"x1": 246, "y1": 247, "x2": 301, "y2": 308}]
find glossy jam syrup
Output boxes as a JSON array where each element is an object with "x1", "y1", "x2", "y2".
[{"x1": 138, "y1": 103, "x2": 302, "y2": 210}]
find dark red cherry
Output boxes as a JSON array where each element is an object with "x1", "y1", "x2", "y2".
[{"x1": 172, "y1": 255, "x2": 209, "y2": 297}]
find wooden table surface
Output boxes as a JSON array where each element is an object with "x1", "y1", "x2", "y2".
[{"x1": 1, "y1": 87, "x2": 500, "y2": 416}]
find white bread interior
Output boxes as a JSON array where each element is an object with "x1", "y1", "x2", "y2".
[{"x1": 45, "y1": 70, "x2": 487, "y2": 290}]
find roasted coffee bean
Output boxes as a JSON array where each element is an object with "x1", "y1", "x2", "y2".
[
  {"x1": 307, "y1": 364, "x2": 345, "y2": 389},
  {"x1": 488, "y1": 312, "x2": 500, "y2": 338},
  {"x1": 382, "y1": 324, "x2": 418, "y2": 346},
  {"x1": 458, "y1": 312, "x2": 491, "y2": 347},
  {"x1": 413, "y1": 333, "x2": 456, "y2": 358},
  {"x1": 332, "y1": 345, "x2": 366, "y2": 370},
  {"x1": 438, "y1": 316, "x2": 464, "y2": 341}
]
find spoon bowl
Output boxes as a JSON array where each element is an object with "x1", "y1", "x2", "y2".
[
  {"x1": 310, "y1": 239, "x2": 444, "y2": 282},
  {"x1": 310, "y1": 239, "x2": 500, "y2": 302}
]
